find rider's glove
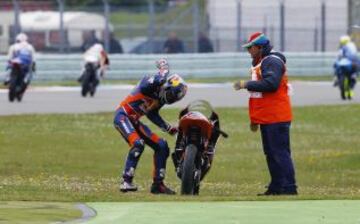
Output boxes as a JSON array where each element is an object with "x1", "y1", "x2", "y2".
[
  {"x1": 156, "y1": 59, "x2": 169, "y2": 77},
  {"x1": 156, "y1": 58, "x2": 169, "y2": 70},
  {"x1": 164, "y1": 125, "x2": 178, "y2": 135},
  {"x1": 168, "y1": 126, "x2": 178, "y2": 135},
  {"x1": 233, "y1": 80, "x2": 247, "y2": 90}
]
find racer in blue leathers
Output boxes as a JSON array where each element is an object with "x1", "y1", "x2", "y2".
[
  {"x1": 114, "y1": 59, "x2": 188, "y2": 194},
  {"x1": 4, "y1": 33, "x2": 36, "y2": 87}
]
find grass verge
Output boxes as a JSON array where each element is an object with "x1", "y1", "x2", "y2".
[
  {"x1": 86, "y1": 201, "x2": 360, "y2": 224},
  {"x1": 0, "y1": 105, "x2": 359, "y2": 202},
  {"x1": 0, "y1": 201, "x2": 82, "y2": 223}
]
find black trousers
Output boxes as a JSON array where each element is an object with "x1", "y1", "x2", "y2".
[{"x1": 260, "y1": 122, "x2": 297, "y2": 192}]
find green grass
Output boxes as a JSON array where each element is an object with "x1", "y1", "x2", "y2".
[
  {"x1": 288, "y1": 75, "x2": 333, "y2": 81},
  {"x1": 0, "y1": 201, "x2": 82, "y2": 223},
  {"x1": 0, "y1": 105, "x2": 360, "y2": 202}
]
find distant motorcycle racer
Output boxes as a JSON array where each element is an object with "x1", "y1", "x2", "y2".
[
  {"x1": 333, "y1": 35, "x2": 359, "y2": 99},
  {"x1": 78, "y1": 43, "x2": 109, "y2": 97},
  {"x1": 4, "y1": 33, "x2": 36, "y2": 87}
]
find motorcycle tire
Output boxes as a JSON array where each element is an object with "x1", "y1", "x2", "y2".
[
  {"x1": 17, "y1": 83, "x2": 28, "y2": 102},
  {"x1": 339, "y1": 75, "x2": 346, "y2": 100},
  {"x1": 16, "y1": 92, "x2": 23, "y2": 102},
  {"x1": 181, "y1": 144, "x2": 198, "y2": 195},
  {"x1": 90, "y1": 77, "x2": 100, "y2": 97},
  {"x1": 8, "y1": 77, "x2": 17, "y2": 102},
  {"x1": 90, "y1": 83, "x2": 96, "y2": 97},
  {"x1": 81, "y1": 75, "x2": 91, "y2": 97}
]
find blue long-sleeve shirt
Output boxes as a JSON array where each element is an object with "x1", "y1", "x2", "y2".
[{"x1": 246, "y1": 48, "x2": 286, "y2": 93}]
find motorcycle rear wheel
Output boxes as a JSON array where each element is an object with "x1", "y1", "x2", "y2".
[{"x1": 81, "y1": 75, "x2": 91, "y2": 97}]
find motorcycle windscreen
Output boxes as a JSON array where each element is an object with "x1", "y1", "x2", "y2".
[{"x1": 185, "y1": 100, "x2": 214, "y2": 120}]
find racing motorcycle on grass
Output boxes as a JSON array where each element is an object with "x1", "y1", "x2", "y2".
[
  {"x1": 171, "y1": 100, "x2": 228, "y2": 195},
  {"x1": 7, "y1": 59, "x2": 30, "y2": 102}
]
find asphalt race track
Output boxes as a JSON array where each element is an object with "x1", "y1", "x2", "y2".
[{"x1": 0, "y1": 81, "x2": 359, "y2": 116}]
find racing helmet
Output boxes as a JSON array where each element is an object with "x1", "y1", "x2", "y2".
[
  {"x1": 242, "y1": 32, "x2": 270, "y2": 49},
  {"x1": 339, "y1": 35, "x2": 351, "y2": 46},
  {"x1": 160, "y1": 74, "x2": 187, "y2": 104},
  {"x1": 92, "y1": 43, "x2": 104, "y2": 52},
  {"x1": 15, "y1": 33, "x2": 28, "y2": 43}
]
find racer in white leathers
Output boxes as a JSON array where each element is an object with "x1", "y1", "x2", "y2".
[{"x1": 78, "y1": 43, "x2": 109, "y2": 83}]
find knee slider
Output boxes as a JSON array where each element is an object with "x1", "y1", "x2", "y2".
[
  {"x1": 130, "y1": 139, "x2": 145, "y2": 158},
  {"x1": 113, "y1": 115, "x2": 122, "y2": 128}
]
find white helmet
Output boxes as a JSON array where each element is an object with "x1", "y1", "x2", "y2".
[
  {"x1": 16, "y1": 33, "x2": 28, "y2": 43},
  {"x1": 92, "y1": 43, "x2": 104, "y2": 52}
]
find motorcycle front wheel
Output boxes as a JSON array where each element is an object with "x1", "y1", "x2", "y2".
[{"x1": 181, "y1": 144, "x2": 198, "y2": 195}]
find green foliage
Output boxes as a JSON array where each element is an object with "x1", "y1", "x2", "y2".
[
  {"x1": 112, "y1": 0, "x2": 169, "y2": 6},
  {"x1": 0, "y1": 105, "x2": 359, "y2": 201},
  {"x1": 109, "y1": 0, "x2": 207, "y2": 40},
  {"x1": 63, "y1": 0, "x2": 92, "y2": 6},
  {"x1": 65, "y1": 0, "x2": 170, "y2": 6}
]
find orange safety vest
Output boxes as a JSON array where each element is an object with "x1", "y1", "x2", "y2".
[{"x1": 248, "y1": 55, "x2": 292, "y2": 124}]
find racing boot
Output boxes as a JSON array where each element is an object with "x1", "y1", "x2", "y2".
[
  {"x1": 348, "y1": 89, "x2": 354, "y2": 100},
  {"x1": 119, "y1": 168, "x2": 138, "y2": 192},
  {"x1": 3, "y1": 76, "x2": 10, "y2": 86},
  {"x1": 3, "y1": 70, "x2": 10, "y2": 86},
  {"x1": 119, "y1": 179, "x2": 138, "y2": 192},
  {"x1": 150, "y1": 181, "x2": 176, "y2": 195}
]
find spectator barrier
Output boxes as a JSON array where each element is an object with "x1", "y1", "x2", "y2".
[{"x1": 0, "y1": 52, "x2": 338, "y2": 81}]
